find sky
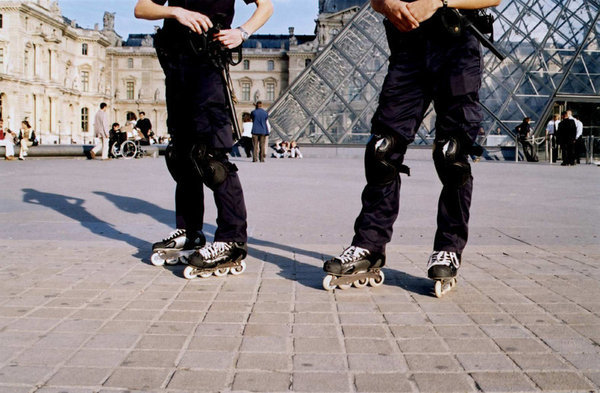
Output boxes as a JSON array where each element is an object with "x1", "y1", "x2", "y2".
[{"x1": 57, "y1": 0, "x2": 320, "y2": 39}]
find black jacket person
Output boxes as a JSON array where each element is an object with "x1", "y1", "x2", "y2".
[{"x1": 134, "y1": 0, "x2": 273, "y2": 262}]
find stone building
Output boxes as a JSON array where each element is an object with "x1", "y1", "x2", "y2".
[{"x1": 0, "y1": 0, "x2": 362, "y2": 143}]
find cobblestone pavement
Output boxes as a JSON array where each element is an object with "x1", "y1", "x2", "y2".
[{"x1": 0, "y1": 154, "x2": 599, "y2": 392}]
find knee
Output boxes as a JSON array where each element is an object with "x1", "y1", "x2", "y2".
[{"x1": 364, "y1": 132, "x2": 410, "y2": 186}]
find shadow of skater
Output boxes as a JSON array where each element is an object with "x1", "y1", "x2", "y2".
[
  {"x1": 93, "y1": 191, "x2": 214, "y2": 233},
  {"x1": 22, "y1": 188, "x2": 150, "y2": 261}
]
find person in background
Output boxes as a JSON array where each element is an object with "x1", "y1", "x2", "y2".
[
  {"x1": 90, "y1": 102, "x2": 110, "y2": 160},
  {"x1": 18, "y1": 120, "x2": 36, "y2": 160},
  {"x1": 557, "y1": 110, "x2": 576, "y2": 166},
  {"x1": 251, "y1": 101, "x2": 270, "y2": 162},
  {"x1": 546, "y1": 114, "x2": 559, "y2": 163},
  {"x1": 136, "y1": 111, "x2": 153, "y2": 145},
  {"x1": 289, "y1": 140, "x2": 303, "y2": 159},
  {"x1": 0, "y1": 119, "x2": 17, "y2": 160},
  {"x1": 240, "y1": 112, "x2": 253, "y2": 158},
  {"x1": 574, "y1": 115, "x2": 585, "y2": 164}
]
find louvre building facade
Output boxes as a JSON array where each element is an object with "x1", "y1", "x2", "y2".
[{"x1": 268, "y1": 0, "x2": 600, "y2": 146}]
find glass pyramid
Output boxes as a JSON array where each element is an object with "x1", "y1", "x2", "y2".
[{"x1": 268, "y1": 0, "x2": 600, "y2": 144}]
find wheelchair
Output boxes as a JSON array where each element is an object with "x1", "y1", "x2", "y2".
[{"x1": 110, "y1": 129, "x2": 144, "y2": 159}]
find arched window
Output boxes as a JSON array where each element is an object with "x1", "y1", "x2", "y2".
[
  {"x1": 81, "y1": 107, "x2": 89, "y2": 132},
  {"x1": 267, "y1": 60, "x2": 274, "y2": 71},
  {"x1": 126, "y1": 112, "x2": 137, "y2": 121},
  {"x1": 243, "y1": 59, "x2": 250, "y2": 70}
]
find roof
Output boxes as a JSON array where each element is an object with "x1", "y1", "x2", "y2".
[
  {"x1": 122, "y1": 33, "x2": 316, "y2": 50},
  {"x1": 319, "y1": 0, "x2": 367, "y2": 13}
]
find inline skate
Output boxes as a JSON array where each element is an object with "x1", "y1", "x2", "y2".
[
  {"x1": 322, "y1": 246, "x2": 385, "y2": 290},
  {"x1": 427, "y1": 251, "x2": 460, "y2": 298},
  {"x1": 150, "y1": 229, "x2": 206, "y2": 266},
  {"x1": 183, "y1": 241, "x2": 247, "y2": 279}
]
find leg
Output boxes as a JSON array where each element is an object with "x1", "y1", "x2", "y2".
[
  {"x1": 252, "y1": 135, "x2": 259, "y2": 161},
  {"x1": 352, "y1": 53, "x2": 431, "y2": 254},
  {"x1": 101, "y1": 135, "x2": 109, "y2": 159}
]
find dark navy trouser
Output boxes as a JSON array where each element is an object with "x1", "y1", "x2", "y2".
[
  {"x1": 352, "y1": 22, "x2": 483, "y2": 255},
  {"x1": 159, "y1": 52, "x2": 248, "y2": 242}
]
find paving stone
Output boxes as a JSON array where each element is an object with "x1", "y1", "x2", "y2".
[
  {"x1": 0, "y1": 365, "x2": 53, "y2": 385},
  {"x1": 120, "y1": 350, "x2": 179, "y2": 368},
  {"x1": 85, "y1": 333, "x2": 140, "y2": 349},
  {"x1": 293, "y1": 354, "x2": 347, "y2": 371},
  {"x1": 188, "y1": 335, "x2": 242, "y2": 351},
  {"x1": 292, "y1": 372, "x2": 351, "y2": 392},
  {"x1": 45, "y1": 366, "x2": 110, "y2": 386},
  {"x1": 412, "y1": 373, "x2": 475, "y2": 392},
  {"x1": 398, "y1": 338, "x2": 448, "y2": 353},
  {"x1": 527, "y1": 371, "x2": 595, "y2": 391},
  {"x1": 241, "y1": 336, "x2": 291, "y2": 352},
  {"x1": 508, "y1": 353, "x2": 572, "y2": 371},
  {"x1": 345, "y1": 338, "x2": 396, "y2": 354},
  {"x1": 295, "y1": 337, "x2": 344, "y2": 354},
  {"x1": 347, "y1": 354, "x2": 408, "y2": 372},
  {"x1": 167, "y1": 369, "x2": 229, "y2": 391},
  {"x1": 103, "y1": 367, "x2": 171, "y2": 390},
  {"x1": 232, "y1": 371, "x2": 291, "y2": 392},
  {"x1": 470, "y1": 372, "x2": 536, "y2": 392},
  {"x1": 405, "y1": 354, "x2": 463, "y2": 372},
  {"x1": 237, "y1": 352, "x2": 291, "y2": 371},
  {"x1": 354, "y1": 373, "x2": 413, "y2": 392},
  {"x1": 456, "y1": 353, "x2": 518, "y2": 372},
  {"x1": 178, "y1": 350, "x2": 236, "y2": 369},
  {"x1": 12, "y1": 347, "x2": 75, "y2": 366}
]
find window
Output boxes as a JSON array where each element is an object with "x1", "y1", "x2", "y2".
[
  {"x1": 266, "y1": 82, "x2": 275, "y2": 101},
  {"x1": 81, "y1": 107, "x2": 89, "y2": 132},
  {"x1": 243, "y1": 59, "x2": 250, "y2": 70},
  {"x1": 0, "y1": 48, "x2": 4, "y2": 71},
  {"x1": 24, "y1": 50, "x2": 28, "y2": 74},
  {"x1": 242, "y1": 82, "x2": 251, "y2": 102},
  {"x1": 81, "y1": 71, "x2": 89, "y2": 92},
  {"x1": 267, "y1": 60, "x2": 274, "y2": 71},
  {"x1": 305, "y1": 58, "x2": 312, "y2": 67},
  {"x1": 127, "y1": 58, "x2": 133, "y2": 68},
  {"x1": 0, "y1": 14, "x2": 3, "y2": 29},
  {"x1": 127, "y1": 81, "x2": 135, "y2": 100},
  {"x1": 82, "y1": 43, "x2": 88, "y2": 55}
]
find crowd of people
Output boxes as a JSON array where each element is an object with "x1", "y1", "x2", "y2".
[{"x1": 545, "y1": 110, "x2": 586, "y2": 166}]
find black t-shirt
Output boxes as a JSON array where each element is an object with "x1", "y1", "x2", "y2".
[
  {"x1": 136, "y1": 118, "x2": 152, "y2": 138},
  {"x1": 151, "y1": 0, "x2": 255, "y2": 29}
]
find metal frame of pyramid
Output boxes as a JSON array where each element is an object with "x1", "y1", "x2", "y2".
[{"x1": 268, "y1": 0, "x2": 600, "y2": 144}]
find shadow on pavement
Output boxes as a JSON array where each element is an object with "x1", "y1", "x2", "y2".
[{"x1": 22, "y1": 188, "x2": 151, "y2": 261}]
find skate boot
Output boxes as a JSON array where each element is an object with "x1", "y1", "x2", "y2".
[
  {"x1": 183, "y1": 242, "x2": 248, "y2": 279},
  {"x1": 427, "y1": 251, "x2": 460, "y2": 298},
  {"x1": 322, "y1": 246, "x2": 385, "y2": 291},
  {"x1": 150, "y1": 229, "x2": 206, "y2": 266}
]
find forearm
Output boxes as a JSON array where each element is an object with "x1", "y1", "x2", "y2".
[
  {"x1": 446, "y1": 0, "x2": 501, "y2": 9},
  {"x1": 134, "y1": 0, "x2": 177, "y2": 20},
  {"x1": 239, "y1": 0, "x2": 273, "y2": 35}
]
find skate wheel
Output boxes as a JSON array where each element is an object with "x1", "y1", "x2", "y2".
[
  {"x1": 338, "y1": 283, "x2": 351, "y2": 290},
  {"x1": 230, "y1": 260, "x2": 246, "y2": 276},
  {"x1": 434, "y1": 280, "x2": 443, "y2": 298},
  {"x1": 368, "y1": 271, "x2": 385, "y2": 287},
  {"x1": 322, "y1": 275, "x2": 336, "y2": 291},
  {"x1": 164, "y1": 257, "x2": 179, "y2": 265},
  {"x1": 198, "y1": 270, "x2": 213, "y2": 278},
  {"x1": 150, "y1": 252, "x2": 165, "y2": 266},
  {"x1": 183, "y1": 266, "x2": 198, "y2": 279},
  {"x1": 214, "y1": 267, "x2": 230, "y2": 277},
  {"x1": 353, "y1": 277, "x2": 368, "y2": 288}
]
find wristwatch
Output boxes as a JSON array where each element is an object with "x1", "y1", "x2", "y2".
[
  {"x1": 237, "y1": 27, "x2": 250, "y2": 42},
  {"x1": 441, "y1": 0, "x2": 448, "y2": 8}
]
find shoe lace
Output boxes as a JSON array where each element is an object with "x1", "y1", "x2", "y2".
[
  {"x1": 428, "y1": 251, "x2": 460, "y2": 269},
  {"x1": 337, "y1": 246, "x2": 369, "y2": 264},
  {"x1": 163, "y1": 229, "x2": 186, "y2": 242},
  {"x1": 199, "y1": 242, "x2": 231, "y2": 260}
]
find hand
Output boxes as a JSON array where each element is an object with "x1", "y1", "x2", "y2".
[
  {"x1": 172, "y1": 7, "x2": 213, "y2": 34},
  {"x1": 385, "y1": 1, "x2": 420, "y2": 32},
  {"x1": 214, "y1": 29, "x2": 244, "y2": 49},
  {"x1": 406, "y1": 0, "x2": 441, "y2": 23}
]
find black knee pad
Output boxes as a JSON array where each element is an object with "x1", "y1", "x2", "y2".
[
  {"x1": 165, "y1": 141, "x2": 199, "y2": 182},
  {"x1": 196, "y1": 149, "x2": 238, "y2": 190},
  {"x1": 364, "y1": 133, "x2": 410, "y2": 186},
  {"x1": 432, "y1": 136, "x2": 472, "y2": 187}
]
